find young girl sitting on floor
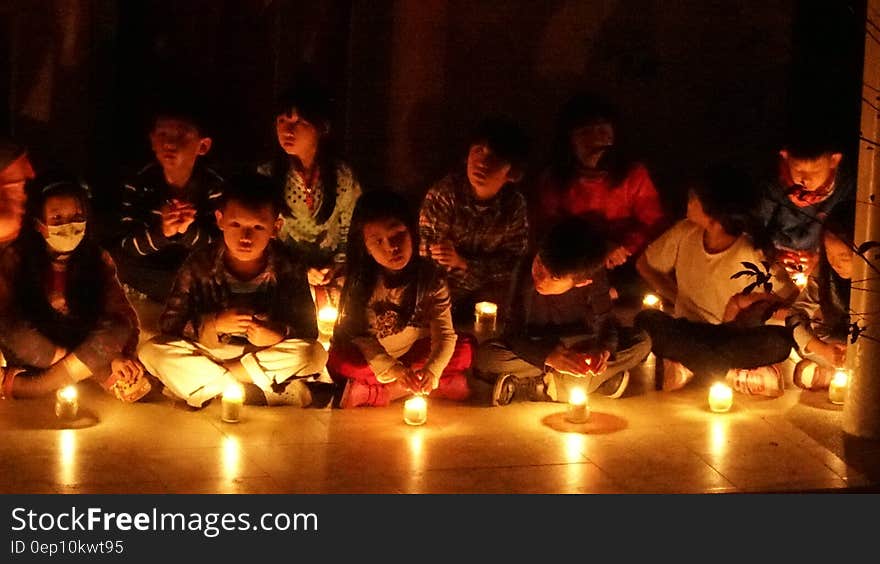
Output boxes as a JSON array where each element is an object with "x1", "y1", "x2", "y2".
[
  {"x1": 787, "y1": 201, "x2": 855, "y2": 389},
  {"x1": 327, "y1": 189, "x2": 474, "y2": 408},
  {"x1": 0, "y1": 180, "x2": 149, "y2": 401}
]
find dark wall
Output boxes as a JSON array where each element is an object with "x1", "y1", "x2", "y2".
[{"x1": 2, "y1": 0, "x2": 868, "y2": 222}]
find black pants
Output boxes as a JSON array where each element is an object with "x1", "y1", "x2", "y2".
[{"x1": 634, "y1": 309, "x2": 794, "y2": 377}]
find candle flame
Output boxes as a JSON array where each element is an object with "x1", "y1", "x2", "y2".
[
  {"x1": 793, "y1": 272, "x2": 808, "y2": 288},
  {"x1": 318, "y1": 305, "x2": 339, "y2": 323},
  {"x1": 475, "y1": 301, "x2": 498, "y2": 315},
  {"x1": 406, "y1": 395, "x2": 427, "y2": 410},
  {"x1": 642, "y1": 294, "x2": 661, "y2": 308},
  {"x1": 709, "y1": 382, "x2": 732, "y2": 400},
  {"x1": 832, "y1": 370, "x2": 848, "y2": 387},
  {"x1": 223, "y1": 382, "x2": 244, "y2": 402},
  {"x1": 569, "y1": 387, "x2": 587, "y2": 406},
  {"x1": 58, "y1": 385, "x2": 77, "y2": 402}
]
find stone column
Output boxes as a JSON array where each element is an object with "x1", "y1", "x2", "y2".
[{"x1": 843, "y1": 0, "x2": 880, "y2": 439}]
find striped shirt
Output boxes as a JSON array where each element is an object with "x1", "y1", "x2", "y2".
[{"x1": 116, "y1": 162, "x2": 224, "y2": 265}]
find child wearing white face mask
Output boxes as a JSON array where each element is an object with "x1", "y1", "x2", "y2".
[{"x1": 0, "y1": 180, "x2": 150, "y2": 402}]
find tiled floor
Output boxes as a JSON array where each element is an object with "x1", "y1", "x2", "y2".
[{"x1": 3, "y1": 351, "x2": 879, "y2": 494}]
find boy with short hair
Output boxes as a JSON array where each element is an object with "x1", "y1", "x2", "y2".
[
  {"x1": 636, "y1": 164, "x2": 798, "y2": 397},
  {"x1": 757, "y1": 129, "x2": 855, "y2": 277},
  {"x1": 418, "y1": 116, "x2": 530, "y2": 319},
  {"x1": 475, "y1": 217, "x2": 650, "y2": 406},
  {"x1": 112, "y1": 104, "x2": 225, "y2": 303},
  {"x1": 138, "y1": 173, "x2": 328, "y2": 408}
]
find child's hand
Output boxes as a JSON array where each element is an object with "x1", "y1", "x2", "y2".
[
  {"x1": 214, "y1": 310, "x2": 254, "y2": 335},
  {"x1": 174, "y1": 203, "x2": 197, "y2": 233},
  {"x1": 109, "y1": 357, "x2": 145, "y2": 386},
  {"x1": 51, "y1": 346, "x2": 68, "y2": 365},
  {"x1": 246, "y1": 319, "x2": 284, "y2": 348},
  {"x1": 308, "y1": 267, "x2": 333, "y2": 286},
  {"x1": 808, "y1": 338, "x2": 847, "y2": 368},
  {"x1": 604, "y1": 246, "x2": 631, "y2": 269},
  {"x1": 545, "y1": 345, "x2": 592, "y2": 377},
  {"x1": 587, "y1": 350, "x2": 611, "y2": 374},
  {"x1": 429, "y1": 240, "x2": 467, "y2": 271},
  {"x1": 415, "y1": 368, "x2": 439, "y2": 394},
  {"x1": 159, "y1": 202, "x2": 182, "y2": 237},
  {"x1": 385, "y1": 363, "x2": 421, "y2": 392}
]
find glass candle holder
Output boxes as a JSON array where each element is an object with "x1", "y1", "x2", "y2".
[
  {"x1": 828, "y1": 369, "x2": 849, "y2": 405},
  {"x1": 404, "y1": 396, "x2": 427, "y2": 426},
  {"x1": 474, "y1": 301, "x2": 498, "y2": 332},
  {"x1": 222, "y1": 383, "x2": 244, "y2": 423},
  {"x1": 55, "y1": 386, "x2": 78, "y2": 419},
  {"x1": 708, "y1": 382, "x2": 733, "y2": 413},
  {"x1": 566, "y1": 387, "x2": 590, "y2": 423}
]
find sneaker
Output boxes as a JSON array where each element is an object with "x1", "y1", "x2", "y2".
[
  {"x1": 726, "y1": 365, "x2": 784, "y2": 398},
  {"x1": 339, "y1": 380, "x2": 389, "y2": 409},
  {"x1": 793, "y1": 360, "x2": 834, "y2": 390},
  {"x1": 266, "y1": 378, "x2": 313, "y2": 407},
  {"x1": 597, "y1": 370, "x2": 630, "y2": 399},
  {"x1": 491, "y1": 374, "x2": 517, "y2": 406},
  {"x1": 662, "y1": 360, "x2": 694, "y2": 391},
  {"x1": 491, "y1": 374, "x2": 545, "y2": 407}
]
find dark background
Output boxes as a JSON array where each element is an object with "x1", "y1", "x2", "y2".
[{"x1": 0, "y1": 0, "x2": 868, "y2": 221}]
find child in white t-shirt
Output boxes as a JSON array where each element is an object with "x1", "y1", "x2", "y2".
[{"x1": 636, "y1": 164, "x2": 798, "y2": 397}]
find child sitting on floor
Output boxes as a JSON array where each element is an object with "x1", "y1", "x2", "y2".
[
  {"x1": 0, "y1": 180, "x2": 149, "y2": 402},
  {"x1": 475, "y1": 217, "x2": 651, "y2": 406},
  {"x1": 138, "y1": 173, "x2": 328, "y2": 408},
  {"x1": 636, "y1": 164, "x2": 798, "y2": 397},
  {"x1": 112, "y1": 103, "x2": 225, "y2": 303},
  {"x1": 787, "y1": 201, "x2": 855, "y2": 389},
  {"x1": 327, "y1": 189, "x2": 474, "y2": 408}
]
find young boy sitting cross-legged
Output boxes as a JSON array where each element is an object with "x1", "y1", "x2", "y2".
[
  {"x1": 475, "y1": 217, "x2": 651, "y2": 406},
  {"x1": 138, "y1": 173, "x2": 328, "y2": 408}
]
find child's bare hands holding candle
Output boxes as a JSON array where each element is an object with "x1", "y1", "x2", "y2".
[
  {"x1": 384, "y1": 362, "x2": 422, "y2": 393},
  {"x1": 546, "y1": 345, "x2": 593, "y2": 377},
  {"x1": 415, "y1": 368, "x2": 440, "y2": 394}
]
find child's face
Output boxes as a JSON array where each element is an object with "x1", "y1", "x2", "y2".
[
  {"x1": 215, "y1": 201, "x2": 279, "y2": 263},
  {"x1": 686, "y1": 190, "x2": 711, "y2": 228},
  {"x1": 466, "y1": 142, "x2": 515, "y2": 200},
  {"x1": 824, "y1": 232, "x2": 853, "y2": 280},
  {"x1": 531, "y1": 255, "x2": 591, "y2": 295},
  {"x1": 150, "y1": 118, "x2": 211, "y2": 173},
  {"x1": 275, "y1": 110, "x2": 320, "y2": 158},
  {"x1": 570, "y1": 120, "x2": 614, "y2": 167},
  {"x1": 37, "y1": 194, "x2": 87, "y2": 253},
  {"x1": 363, "y1": 218, "x2": 413, "y2": 272},
  {"x1": 781, "y1": 151, "x2": 842, "y2": 192},
  {"x1": 42, "y1": 194, "x2": 85, "y2": 226}
]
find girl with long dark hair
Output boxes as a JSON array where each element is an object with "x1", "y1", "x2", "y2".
[
  {"x1": 327, "y1": 189, "x2": 474, "y2": 408},
  {"x1": 0, "y1": 180, "x2": 148, "y2": 401},
  {"x1": 257, "y1": 80, "x2": 361, "y2": 307}
]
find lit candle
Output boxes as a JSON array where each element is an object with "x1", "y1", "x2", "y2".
[
  {"x1": 221, "y1": 383, "x2": 244, "y2": 423},
  {"x1": 792, "y1": 272, "x2": 808, "y2": 289},
  {"x1": 642, "y1": 294, "x2": 661, "y2": 309},
  {"x1": 403, "y1": 396, "x2": 427, "y2": 426},
  {"x1": 828, "y1": 369, "x2": 848, "y2": 405},
  {"x1": 708, "y1": 382, "x2": 733, "y2": 413},
  {"x1": 474, "y1": 301, "x2": 498, "y2": 332},
  {"x1": 55, "y1": 385, "x2": 79, "y2": 419},
  {"x1": 566, "y1": 386, "x2": 590, "y2": 423},
  {"x1": 317, "y1": 305, "x2": 339, "y2": 336}
]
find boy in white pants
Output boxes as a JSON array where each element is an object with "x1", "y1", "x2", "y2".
[{"x1": 139, "y1": 173, "x2": 327, "y2": 408}]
